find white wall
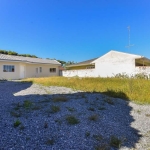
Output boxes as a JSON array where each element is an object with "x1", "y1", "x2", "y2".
[
  {"x1": 94, "y1": 58, "x2": 135, "y2": 77},
  {"x1": 135, "y1": 66, "x2": 150, "y2": 76},
  {"x1": 62, "y1": 69, "x2": 96, "y2": 77}
]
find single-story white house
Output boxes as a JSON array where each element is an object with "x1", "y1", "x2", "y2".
[
  {"x1": 63, "y1": 50, "x2": 150, "y2": 77},
  {"x1": 0, "y1": 54, "x2": 61, "y2": 80}
]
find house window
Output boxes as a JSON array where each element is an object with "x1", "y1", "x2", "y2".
[
  {"x1": 3, "y1": 65, "x2": 15, "y2": 72},
  {"x1": 50, "y1": 68, "x2": 56, "y2": 73},
  {"x1": 40, "y1": 67, "x2": 42, "y2": 73}
]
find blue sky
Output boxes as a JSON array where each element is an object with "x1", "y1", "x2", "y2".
[{"x1": 0, "y1": 0, "x2": 150, "y2": 62}]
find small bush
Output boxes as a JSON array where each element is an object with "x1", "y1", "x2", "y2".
[
  {"x1": 110, "y1": 135, "x2": 122, "y2": 148},
  {"x1": 14, "y1": 120, "x2": 21, "y2": 127},
  {"x1": 66, "y1": 115, "x2": 79, "y2": 125}
]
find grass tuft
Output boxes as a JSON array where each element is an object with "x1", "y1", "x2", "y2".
[
  {"x1": 88, "y1": 114, "x2": 99, "y2": 121},
  {"x1": 110, "y1": 135, "x2": 122, "y2": 148},
  {"x1": 23, "y1": 100, "x2": 32, "y2": 109},
  {"x1": 14, "y1": 120, "x2": 21, "y2": 127},
  {"x1": 45, "y1": 138, "x2": 55, "y2": 145},
  {"x1": 51, "y1": 105, "x2": 60, "y2": 113},
  {"x1": 66, "y1": 115, "x2": 80, "y2": 125}
]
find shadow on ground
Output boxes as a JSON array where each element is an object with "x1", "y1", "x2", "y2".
[{"x1": 0, "y1": 80, "x2": 141, "y2": 150}]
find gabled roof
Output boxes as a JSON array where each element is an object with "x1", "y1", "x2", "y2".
[
  {"x1": 92, "y1": 50, "x2": 143, "y2": 63},
  {"x1": 66, "y1": 50, "x2": 148, "y2": 68},
  {"x1": 0, "y1": 54, "x2": 61, "y2": 65},
  {"x1": 66, "y1": 58, "x2": 97, "y2": 68}
]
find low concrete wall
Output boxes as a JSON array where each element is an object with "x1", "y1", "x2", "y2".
[
  {"x1": 63, "y1": 67, "x2": 150, "y2": 78},
  {"x1": 62, "y1": 69, "x2": 96, "y2": 77},
  {"x1": 135, "y1": 66, "x2": 150, "y2": 75}
]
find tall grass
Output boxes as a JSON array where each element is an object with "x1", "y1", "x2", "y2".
[{"x1": 24, "y1": 77, "x2": 150, "y2": 104}]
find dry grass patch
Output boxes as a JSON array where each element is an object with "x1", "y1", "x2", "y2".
[{"x1": 23, "y1": 77, "x2": 150, "y2": 104}]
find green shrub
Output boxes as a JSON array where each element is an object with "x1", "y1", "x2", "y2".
[
  {"x1": 14, "y1": 120, "x2": 21, "y2": 127},
  {"x1": 66, "y1": 115, "x2": 80, "y2": 125}
]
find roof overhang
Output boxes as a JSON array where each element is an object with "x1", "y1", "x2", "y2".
[
  {"x1": 66, "y1": 63, "x2": 95, "y2": 68},
  {"x1": 0, "y1": 59, "x2": 61, "y2": 65},
  {"x1": 135, "y1": 57, "x2": 150, "y2": 66}
]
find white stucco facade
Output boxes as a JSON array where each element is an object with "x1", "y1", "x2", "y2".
[
  {"x1": 0, "y1": 54, "x2": 61, "y2": 80},
  {"x1": 62, "y1": 50, "x2": 150, "y2": 77},
  {"x1": 63, "y1": 69, "x2": 96, "y2": 77}
]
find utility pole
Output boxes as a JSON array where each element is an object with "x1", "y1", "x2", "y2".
[{"x1": 126, "y1": 26, "x2": 134, "y2": 52}]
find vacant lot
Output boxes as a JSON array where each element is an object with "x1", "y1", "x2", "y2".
[
  {"x1": 25, "y1": 76, "x2": 150, "y2": 104},
  {"x1": 0, "y1": 80, "x2": 150, "y2": 150}
]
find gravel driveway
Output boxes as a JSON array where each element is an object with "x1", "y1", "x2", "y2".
[{"x1": 0, "y1": 81, "x2": 150, "y2": 150}]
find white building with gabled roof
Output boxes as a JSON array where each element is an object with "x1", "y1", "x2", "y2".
[{"x1": 63, "y1": 50, "x2": 150, "y2": 77}]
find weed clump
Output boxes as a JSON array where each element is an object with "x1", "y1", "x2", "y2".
[
  {"x1": 110, "y1": 135, "x2": 122, "y2": 148},
  {"x1": 51, "y1": 105, "x2": 60, "y2": 113},
  {"x1": 23, "y1": 100, "x2": 32, "y2": 109},
  {"x1": 88, "y1": 114, "x2": 99, "y2": 121},
  {"x1": 14, "y1": 120, "x2": 21, "y2": 127},
  {"x1": 66, "y1": 115, "x2": 80, "y2": 125},
  {"x1": 45, "y1": 138, "x2": 55, "y2": 145}
]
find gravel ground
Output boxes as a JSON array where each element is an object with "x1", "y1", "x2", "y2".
[{"x1": 0, "y1": 81, "x2": 150, "y2": 150}]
